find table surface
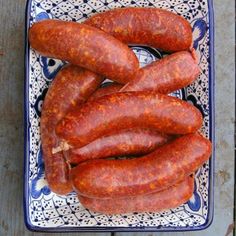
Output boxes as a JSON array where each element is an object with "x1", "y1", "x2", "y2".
[{"x1": 0, "y1": 0, "x2": 235, "y2": 235}]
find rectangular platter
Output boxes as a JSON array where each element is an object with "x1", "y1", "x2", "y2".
[{"x1": 24, "y1": 0, "x2": 215, "y2": 232}]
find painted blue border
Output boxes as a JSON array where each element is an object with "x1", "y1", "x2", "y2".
[
  {"x1": 24, "y1": 0, "x2": 215, "y2": 232},
  {"x1": 24, "y1": 0, "x2": 32, "y2": 231}
]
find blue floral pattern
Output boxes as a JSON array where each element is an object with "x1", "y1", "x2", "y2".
[
  {"x1": 34, "y1": 87, "x2": 47, "y2": 117},
  {"x1": 192, "y1": 19, "x2": 208, "y2": 50},
  {"x1": 31, "y1": 147, "x2": 51, "y2": 199},
  {"x1": 35, "y1": 12, "x2": 50, "y2": 21},
  {"x1": 187, "y1": 180, "x2": 201, "y2": 212},
  {"x1": 39, "y1": 57, "x2": 64, "y2": 81}
]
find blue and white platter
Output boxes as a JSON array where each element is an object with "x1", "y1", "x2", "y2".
[{"x1": 24, "y1": 0, "x2": 215, "y2": 232}]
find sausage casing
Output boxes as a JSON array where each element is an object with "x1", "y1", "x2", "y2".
[
  {"x1": 29, "y1": 19, "x2": 139, "y2": 84},
  {"x1": 41, "y1": 64, "x2": 102, "y2": 194},
  {"x1": 65, "y1": 128, "x2": 171, "y2": 164},
  {"x1": 78, "y1": 176, "x2": 194, "y2": 214},
  {"x1": 56, "y1": 91, "x2": 203, "y2": 147},
  {"x1": 121, "y1": 51, "x2": 200, "y2": 94},
  {"x1": 70, "y1": 133, "x2": 211, "y2": 198},
  {"x1": 85, "y1": 7, "x2": 193, "y2": 52},
  {"x1": 88, "y1": 83, "x2": 122, "y2": 101}
]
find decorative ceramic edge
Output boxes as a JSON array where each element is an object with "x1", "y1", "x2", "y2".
[{"x1": 23, "y1": 0, "x2": 215, "y2": 232}]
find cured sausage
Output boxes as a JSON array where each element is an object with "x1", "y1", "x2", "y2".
[
  {"x1": 66, "y1": 85, "x2": 171, "y2": 164},
  {"x1": 88, "y1": 83, "x2": 122, "y2": 101},
  {"x1": 120, "y1": 51, "x2": 200, "y2": 94},
  {"x1": 29, "y1": 19, "x2": 139, "y2": 84},
  {"x1": 78, "y1": 175, "x2": 194, "y2": 214},
  {"x1": 70, "y1": 133, "x2": 212, "y2": 198},
  {"x1": 56, "y1": 91, "x2": 203, "y2": 147},
  {"x1": 41, "y1": 64, "x2": 103, "y2": 195},
  {"x1": 65, "y1": 128, "x2": 171, "y2": 164},
  {"x1": 84, "y1": 7, "x2": 193, "y2": 52}
]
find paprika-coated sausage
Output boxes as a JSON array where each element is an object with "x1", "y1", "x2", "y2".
[
  {"x1": 78, "y1": 175, "x2": 194, "y2": 214},
  {"x1": 120, "y1": 51, "x2": 200, "y2": 94},
  {"x1": 56, "y1": 92, "x2": 203, "y2": 147},
  {"x1": 65, "y1": 128, "x2": 171, "y2": 164},
  {"x1": 85, "y1": 7, "x2": 193, "y2": 52},
  {"x1": 41, "y1": 64, "x2": 102, "y2": 194},
  {"x1": 70, "y1": 133, "x2": 211, "y2": 198},
  {"x1": 88, "y1": 83, "x2": 122, "y2": 101},
  {"x1": 29, "y1": 19, "x2": 139, "y2": 84}
]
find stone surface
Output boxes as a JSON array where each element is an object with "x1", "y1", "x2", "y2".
[{"x1": 0, "y1": 0, "x2": 234, "y2": 235}]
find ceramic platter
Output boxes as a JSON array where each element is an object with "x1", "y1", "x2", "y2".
[{"x1": 24, "y1": 0, "x2": 214, "y2": 232}]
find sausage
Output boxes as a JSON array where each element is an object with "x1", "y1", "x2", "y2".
[
  {"x1": 84, "y1": 7, "x2": 193, "y2": 52},
  {"x1": 29, "y1": 19, "x2": 139, "y2": 84},
  {"x1": 78, "y1": 175, "x2": 194, "y2": 214},
  {"x1": 67, "y1": 85, "x2": 171, "y2": 163},
  {"x1": 65, "y1": 128, "x2": 171, "y2": 164},
  {"x1": 120, "y1": 51, "x2": 200, "y2": 94},
  {"x1": 88, "y1": 83, "x2": 122, "y2": 101},
  {"x1": 56, "y1": 91, "x2": 203, "y2": 148},
  {"x1": 41, "y1": 64, "x2": 103, "y2": 195},
  {"x1": 70, "y1": 133, "x2": 211, "y2": 198}
]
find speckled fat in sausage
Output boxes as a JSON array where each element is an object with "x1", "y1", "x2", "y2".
[
  {"x1": 85, "y1": 7, "x2": 193, "y2": 52},
  {"x1": 29, "y1": 20, "x2": 139, "y2": 84},
  {"x1": 41, "y1": 64, "x2": 103, "y2": 195}
]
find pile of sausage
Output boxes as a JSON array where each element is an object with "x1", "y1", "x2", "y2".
[{"x1": 29, "y1": 7, "x2": 212, "y2": 214}]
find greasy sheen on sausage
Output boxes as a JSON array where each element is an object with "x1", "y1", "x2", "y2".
[
  {"x1": 88, "y1": 83, "x2": 122, "y2": 101},
  {"x1": 70, "y1": 133, "x2": 212, "y2": 198},
  {"x1": 84, "y1": 7, "x2": 193, "y2": 52},
  {"x1": 65, "y1": 128, "x2": 171, "y2": 164},
  {"x1": 41, "y1": 64, "x2": 103, "y2": 195},
  {"x1": 29, "y1": 19, "x2": 139, "y2": 84},
  {"x1": 120, "y1": 51, "x2": 200, "y2": 94},
  {"x1": 56, "y1": 91, "x2": 203, "y2": 147},
  {"x1": 78, "y1": 176, "x2": 194, "y2": 214}
]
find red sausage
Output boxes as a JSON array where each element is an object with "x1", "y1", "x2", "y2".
[
  {"x1": 65, "y1": 128, "x2": 171, "y2": 164},
  {"x1": 78, "y1": 175, "x2": 194, "y2": 214},
  {"x1": 70, "y1": 133, "x2": 212, "y2": 198},
  {"x1": 29, "y1": 19, "x2": 139, "y2": 84},
  {"x1": 88, "y1": 83, "x2": 122, "y2": 101},
  {"x1": 120, "y1": 51, "x2": 200, "y2": 94},
  {"x1": 56, "y1": 92, "x2": 203, "y2": 148},
  {"x1": 41, "y1": 64, "x2": 103, "y2": 195},
  {"x1": 84, "y1": 7, "x2": 193, "y2": 52}
]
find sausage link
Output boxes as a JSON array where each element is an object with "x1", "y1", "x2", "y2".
[
  {"x1": 120, "y1": 51, "x2": 200, "y2": 94},
  {"x1": 84, "y1": 7, "x2": 193, "y2": 52},
  {"x1": 78, "y1": 175, "x2": 194, "y2": 214},
  {"x1": 56, "y1": 91, "x2": 203, "y2": 147},
  {"x1": 70, "y1": 133, "x2": 211, "y2": 198},
  {"x1": 65, "y1": 128, "x2": 171, "y2": 164},
  {"x1": 29, "y1": 19, "x2": 139, "y2": 84},
  {"x1": 41, "y1": 64, "x2": 103, "y2": 195},
  {"x1": 88, "y1": 83, "x2": 122, "y2": 101}
]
